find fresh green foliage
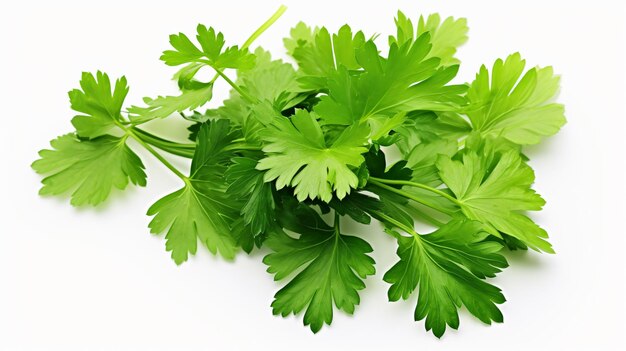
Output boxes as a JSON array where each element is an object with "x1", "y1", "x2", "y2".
[
  {"x1": 257, "y1": 109, "x2": 369, "y2": 202},
  {"x1": 384, "y1": 220, "x2": 507, "y2": 338},
  {"x1": 70, "y1": 71, "x2": 129, "y2": 139},
  {"x1": 33, "y1": 7, "x2": 565, "y2": 337},
  {"x1": 264, "y1": 199, "x2": 375, "y2": 333},
  {"x1": 32, "y1": 134, "x2": 146, "y2": 206},
  {"x1": 464, "y1": 53, "x2": 566, "y2": 145},
  {"x1": 148, "y1": 121, "x2": 240, "y2": 263}
]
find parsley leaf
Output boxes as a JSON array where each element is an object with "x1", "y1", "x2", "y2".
[
  {"x1": 160, "y1": 25, "x2": 255, "y2": 69},
  {"x1": 32, "y1": 134, "x2": 146, "y2": 206},
  {"x1": 465, "y1": 53, "x2": 566, "y2": 145},
  {"x1": 147, "y1": 120, "x2": 239, "y2": 263},
  {"x1": 264, "y1": 199, "x2": 375, "y2": 333},
  {"x1": 437, "y1": 144, "x2": 554, "y2": 252},
  {"x1": 34, "y1": 8, "x2": 565, "y2": 336},
  {"x1": 257, "y1": 110, "x2": 369, "y2": 202},
  {"x1": 128, "y1": 84, "x2": 214, "y2": 123},
  {"x1": 283, "y1": 22, "x2": 318, "y2": 56},
  {"x1": 290, "y1": 25, "x2": 366, "y2": 90},
  {"x1": 391, "y1": 11, "x2": 468, "y2": 67},
  {"x1": 314, "y1": 35, "x2": 467, "y2": 126},
  {"x1": 129, "y1": 25, "x2": 255, "y2": 123},
  {"x1": 70, "y1": 71, "x2": 129, "y2": 139},
  {"x1": 384, "y1": 219, "x2": 507, "y2": 337},
  {"x1": 226, "y1": 156, "x2": 276, "y2": 237}
]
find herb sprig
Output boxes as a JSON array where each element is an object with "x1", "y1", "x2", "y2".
[{"x1": 32, "y1": 6, "x2": 565, "y2": 337}]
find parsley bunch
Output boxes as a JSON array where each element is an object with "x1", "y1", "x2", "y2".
[{"x1": 32, "y1": 6, "x2": 565, "y2": 337}]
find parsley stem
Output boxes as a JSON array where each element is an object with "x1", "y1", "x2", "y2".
[
  {"x1": 412, "y1": 210, "x2": 446, "y2": 227},
  {"x1": 205, "y1": 6, "x2": 287, "y2": 86},
  {"x1": 242, "y1": 5, "x2": 288, "y2": 49},
  {"x1": 131, "y1": 127, "x2": 196, "y2": 158},
  {"x1": 368, "y1": 210, "x2": 416, "y2": 236},
  {"x1": 367, "y1": 179, "x2": 457, "y2": 215},
  {"x1": 211, "y1": 66, "x2": 258, "y2": 103},
  {"x1": 115, "y1": 121, "x2": 188, "y2": 180},
  {"x1": 368, "y1": 177, "x2": 461, "y2": 206},
  {"x1": 127, "y1": 129, "x2": 188, "y2": 180}
]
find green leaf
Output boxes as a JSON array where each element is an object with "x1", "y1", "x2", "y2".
[
  {"x1": 147, "y1": 120, "x2": 240, "y2": 263},
  {"x1": 160, "y1": 24, "x2": 255, "y2": 69},
  {"x1": 437, "y1": 144, "x2": 554, "y2": 252},
  {"x1": 465, "y1": 53, "x2": 566, "y2": 145},
  {"x1": 215, "y1": 48, "x2": 301, "y2": 143},
  {"x1": 405, "y1": 138, "x2": 458, "y2": 187},
  {"x1": 283, "y1": 22, "x2": 318, "y2": 56},
  {"x1": 69, "y1": 71, "x2": 129, "y2": 138},
  {"x1": 395, "y1": 111, "x2": 471, "y2": 154},
  {"x1": 147, "y1": 179, "x2": 238, "y2": 263},
  {"x1": 390, "y1": 11, "x2": 468, "y2": 67},
  {"x1": 226, "y1": 156, "x2": 276, "y2": 236},
  {"x1": 384, "y1": 220, "x2": 507, "y2": 337},
  {"x1": 291, "y1": 25, "x2": 366, "y2": 90},
  {"x1": 315, "y1": 36, "x2": 467, "y2": 126},
  {"x1": 257, "y1": 110, "x2": 369, "y2": 202},
  {"x1": 128, "y1": 84, "x2": 213, "y2": 122},
  {"x1": 264, "y1": 201, "x2": 375, "y2": 333},
  {"x1": 32, "y1": 134, "x2": 146, "y2": 206}
]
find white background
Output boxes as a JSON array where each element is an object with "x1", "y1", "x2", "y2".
[{"x1": 1, "y1": 0, "x2": 624, "y2": 350}]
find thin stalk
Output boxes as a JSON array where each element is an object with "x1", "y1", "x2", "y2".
[
  {"x1": 133, "y1": 128, "x2": 195, "y2": 149},
  {"x1": 413, "y1": 210, "x2": 446, "y2": 227},
  {"x1": 369, "y1": 177, "x2": 461, "y2": 206},
  {"x1": 115, "y1": 121, "x2": 188, "y2": 180},
  {"x1": 209, "y1": 66, "x2": 257, "y2": 103},
  {"x1": 242, "y1": 5, "x2": 288, "y2": 49},
  {"x1": 129, "y1": 130, "x2": 187, "y2": 180},
  {"x1": 368, "y1": 209, "x2": 416, "y2": 237},
  {"x1": 206, "y1": 5, "x2": 287, "y2": 91},
  {"x1": 368, "y1": 179, "x2": 456, "y2": 215},
  {"x1": 223, "y1": 143, "x2": 262, "y2": 152}
]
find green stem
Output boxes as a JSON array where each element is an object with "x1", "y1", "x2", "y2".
[
  {"x1": 242, "y1": 5, "x2": 288, "y2": 49},
  {"x1": 413, "y1": 210, "x2": 446, "y2": 227},
  {"x1": 223, "y1": 143, "x2": 262, "y2": 152},
  {"x1": 115, "y1": 121, "x2": 188, "y2": 180},
  {"x1": 133, "y1": 126, "x2": 260, "y2": 156},
  {"x1": 369, "y1": 177, "x2": 461, "y2": 206},
  {"x1": 204, "y1": 5, "x2": 287, "y2": 94},
  {"x1": 209, "y1": 66, "x2": 257, "y2": 103},
  {"x1": 368, "y1": 179, "x2": 456, "y2": 215},
  {"x1": 127, "y1": 131, "x2": 187, "y2": 180},
  {"x1": 368, "y1": 210, "x2": 416, "y2": 237}
]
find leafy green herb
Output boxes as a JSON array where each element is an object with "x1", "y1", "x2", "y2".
[{"x1": 33, "y1": 6, "x2": 565, "y2": 336}]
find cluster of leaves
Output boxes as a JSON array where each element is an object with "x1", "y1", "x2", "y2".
[{"x1": 32, "y1": 7, "x2": 565, "y2": 337}]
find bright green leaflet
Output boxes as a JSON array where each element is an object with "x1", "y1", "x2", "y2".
[
  {"x1": 437, "y1": 146, "x2": 554, "y2": 252},
  {"x1": 405, "y1": 138, "x2": 458, "y2": 187},
  {"x1": 264, "y1": 202, "x2": 375, "y2": 333},
  {"x1": 130, "y1": 25, "x2": 255, "y2": 123},
  {"x1": 147, "y1": 121, "x2": 239, "y2": 263},
  {"x1": 257, "y1": 109, "x2": 369, "y2": 202},
  {"x1": 70, "y1": 71, "x2": 129, "y2": 139},
  {"x1": 391, "y1": 11, "x2": 468, "y2": 67},
  {"x1": 216, "y1": 48, "x2": 301, "y2": 144},
  {"x1": 128, "y1": 84, "x2": 214, "y2": 123},
  {"x1": 283, "y1": 21, "x2": 318, "y2": 56},
  {"x1": 465, "y1": 53, "x2": 566, "y2": 145},
  {"x1": 314, "y1": 34, "x2": 467, "y2": 126},
  {"x1": 32, "y1": 134, "x2": 146, "y2": 206},
  {"x1": 160, "y1": 24, "x2": 255, "y2": 69},
  {"x1": 225, "y1": 156, "x2": 275, "y2": 236},
  {"x1": 384, "y1": 219, "x2": 507, "y2": 338},
  {"x1": 289, "y1": 24, "x2": 365, "y2": 90}
]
